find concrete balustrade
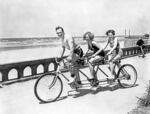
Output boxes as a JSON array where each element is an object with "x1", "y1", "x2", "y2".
[
  {"x1": 0, "y1": 58, "x2": 58, "y2": 84},
  {"x1": 0, "y1": 45, "x2": 150, "y2": 84}
]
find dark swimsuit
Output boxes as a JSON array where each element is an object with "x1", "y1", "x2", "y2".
[
  {"x1": 73, "y1": 46, "x2": 84, "y2": 58},
  {"x1": 88, "y1": 43, "x2": 105, "y2": 57}
]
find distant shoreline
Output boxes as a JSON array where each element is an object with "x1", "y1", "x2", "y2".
[
  {"x1": 0, "y1": 44, "x2": 59, "y2": 51},
  {"x1": 0, "y1": 40, "x2": 107, "y2": 51},
  {"x1": 0, "y1": 39, "x2": 126, "y2": 51}
]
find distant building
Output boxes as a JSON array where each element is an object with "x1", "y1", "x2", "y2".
[{"x1": 144, "y1": 34, "x2": 149, "y2": 39}]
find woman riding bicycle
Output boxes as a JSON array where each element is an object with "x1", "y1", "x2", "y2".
[
  {"x1": 83, "y1": 32, "x2": 105, "y2": 87},
  {"x1": 104, "y1": 29, "x2": 123, "y2": 81}
]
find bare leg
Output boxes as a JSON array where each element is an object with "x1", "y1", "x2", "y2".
[
  {"x1": 109, "y1": 62, "x2": 116, "y2": 78},
  {"x1": 140, "y1": 46, "x2": 145, "y2": 57},
  {"x1": 67, "y1": 53, "x2": 82, "y2": 84},
  {"x1": 88, "y1": 56, "x2": 103, "y2": 87},
  {"x1": 110, "y1": 54, "x2": 122, "y2": 79},
  {"x1": 88, "y1": 61, "x2": 96, "y2": 79},
  {"x1": 88, "y1": 56, "x2": 102, "y2": 80},
  {"x1": 73, "y1": 67, "x2": 81, "y2": 83}
]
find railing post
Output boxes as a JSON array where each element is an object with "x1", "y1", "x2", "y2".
[
  {"x1": 31, "y1": 65, "x2": 37, "y2": 75},
  {"x1": 53, "y1": 62, "x2": 58, "y2": 71},
  {"x1": 43, "y1": 63, "x2": 49, "y2": 73},
  {"x1": 1, "y1": 70, "x2": 9, "y2": 82},
  {"x1": 17, "y1": 67, "x2": 24, "y2": 79}
]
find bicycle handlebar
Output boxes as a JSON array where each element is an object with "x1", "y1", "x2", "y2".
[
  {"x1": 54, "y1": 50, "x2": 115, "y2": 67},
  {"x1": 55, "y1": 57, "x2": 65, "y2": 65}
]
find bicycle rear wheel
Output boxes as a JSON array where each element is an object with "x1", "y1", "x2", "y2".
[
  {"x1": 34, "y1": 73, "x2": 63, "y2": 103},
  {"x1": 117, "y1": 64, "x2": 137, "y2": 88}
]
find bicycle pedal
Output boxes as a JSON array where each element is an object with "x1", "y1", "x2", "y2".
[
  {"x1": 109, "y1": 83, "x2": 119, "y2": 91},
  {"x1": 90, "y1": 86, "x2": 98, "y2": 91},
  {"x1": 71, "y1": 85, "x2": 82, "y2": 89},
  {"x1": 67, "y1": 90, "x2": 80, "y2": 96}
]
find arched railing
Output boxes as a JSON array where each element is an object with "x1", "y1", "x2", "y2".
[{"x1": 0, "y1": 58, "x2": 58, "y2": 83}]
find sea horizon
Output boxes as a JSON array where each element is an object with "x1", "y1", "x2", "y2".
[{"x1": 0, "y1": 36, "x2": 127, "y2": 51}]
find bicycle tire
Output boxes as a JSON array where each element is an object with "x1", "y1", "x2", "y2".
[
  {"x1": 117, "y1": 64, "x2": 137, "y2": 88},
  {"x1": 34, "y1": 73, "x2": 63, "y2": 103}
]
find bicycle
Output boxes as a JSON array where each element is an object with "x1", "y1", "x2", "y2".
[{"x1": 34, "y1": 55, "x2": 137, "y2": 103}]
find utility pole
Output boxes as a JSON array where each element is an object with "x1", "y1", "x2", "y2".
[{"x1": 125, "y1": 29, "x2": 127, "y2": 37}]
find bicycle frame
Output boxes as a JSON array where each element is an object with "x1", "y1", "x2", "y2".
[
  {"x1": 55, "y1": 58, "x2": 118, "y2": 84},
  {"x1": 55, "y1": 51, "x2": 132, "y2": 84}
]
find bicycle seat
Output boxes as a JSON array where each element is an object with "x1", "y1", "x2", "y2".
[
  {"x1": 118, "y1": 59, "x2": 121, "y2": 63},
  {"x1": 92, "y1": 58, "x2": 105, "y2": 66},
  {"x1": 75, "y1": 58, "x2": 85, "y2": 66},
  {"x1": 112, "y1": 59, "x2": 121, "y2": 64},
  {"x1": 116, "y1": 59, "x2": 121, "y2": 63}
]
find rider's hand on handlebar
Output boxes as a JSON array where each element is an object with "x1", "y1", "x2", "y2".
[
  {"x1": 87, "y1": 54, "x2": 95, "y2": 59},
  {"x1": 55, "y1": 57, "x2": 59, "y2": 64},
  {"x1": 91, "y1": 54, "x2": 96, "y2": 58},
  {"x1": 55, "y1": 57, "x2": 63, "y2": 64},
  {"x1": 103, "y1": 51, "x2": 112, "y2": 63},
  {"x1": 106, "y1": 51, "x2": 112, "y2": 56}
]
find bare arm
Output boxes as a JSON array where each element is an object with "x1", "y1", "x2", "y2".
[
  {"x1": 67, "y1": 36, "x2": 75, "y2": 58},
  {"x1": 103, "y1": 40, "x2": 109, "y2": 50},
  {"x1": 58, "y1": 46, "x2": 65, "y2": 58},
  {"x1": 92, "y1": 41, "x2": 103, "y2": 56},
  {"x1": 83, "y1": 49, "x2": 91, "y2": 57}
]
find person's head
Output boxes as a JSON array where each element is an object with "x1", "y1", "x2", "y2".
[
  {"x1": 55, "y1": 26, "x2": 64, "y2": 37},
  {"x1": 83, "y1": 32, "x2": 94, "y2": 41},
  {"x1": 105, "y1": 29, "x2": 115, "y2": 38}
]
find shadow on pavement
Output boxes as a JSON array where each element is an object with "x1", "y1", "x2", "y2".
[
  {"x1": 39, "y1": 83, "x2": 139, "y2": 103},
  {"x1": 39, "y1": 96, "x2": 68, "y2": 104},
  {"x1": 93, "y1": 83, "x2": 139, "y2": 94},
  {"x1": 72, "y1": 88, "x2": 93, "y2": 98},
  {"x1": 73, "y1": 83, "x2": 139, "y2": 97}
]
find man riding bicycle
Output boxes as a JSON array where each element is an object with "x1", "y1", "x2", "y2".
[
  {"x1": 136, "y1": 37, "x2": 146, "y2": 58},
  {"x1": 55, "y1": 26, "x2": 83, "y2": 87}
]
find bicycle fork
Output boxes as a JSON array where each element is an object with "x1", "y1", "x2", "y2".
[
  {"x1": 48, "y1": 70, "x2": 63, "y2": 90},
  {"x1": 48, "y1": 75, "x2": 58, "y2": 90}
]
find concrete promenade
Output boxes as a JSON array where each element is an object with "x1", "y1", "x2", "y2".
[{"x1": 0, "y1": 53, "x2": 150, "y2": 114}]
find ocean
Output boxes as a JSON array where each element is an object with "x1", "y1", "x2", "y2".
[
  {"x1": 0, "y1": 37, "x2": 60, "y2": 51},
  {"x1": 0, "y1": 37, "x2": 125, "y2": 64}
]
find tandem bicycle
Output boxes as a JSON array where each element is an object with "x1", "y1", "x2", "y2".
[{"x1": 34, "y1": 55, "x2": 137, "y2": 103}]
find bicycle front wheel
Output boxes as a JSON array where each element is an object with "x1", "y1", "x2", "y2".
[
  {"x1": 117, "y1": 64, "x2": 137, "y2": 88},
  {"x1": 34, "y1": 73, "x2": 63, "y2": 103}
]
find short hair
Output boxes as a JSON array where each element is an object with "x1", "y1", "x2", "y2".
[
  {"x1": 105, "y1": 29, "x2": 115, "y2": 36},
  {"x1": 55, "y1": 26, "x2": 64, "y2": 32},
  {"x1": 83, "y1": 32, "x2": 94, "y2": 40}
]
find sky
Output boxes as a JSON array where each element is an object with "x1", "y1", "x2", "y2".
[{"x1": 0, "y1": 0, "x2": 150, "y2": 38}]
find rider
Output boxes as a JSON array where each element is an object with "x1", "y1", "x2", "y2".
[
  {"x1": 83, "y1": 32, "x2": 105, "y2": 87},
  {"x1": 104, "y1": 29, "x2": 123, "y2": 82},
  {"x1": 136, "y1": 37, "x2": 146, "y2": 58},
  {"x1": 55, "y1": 26, "x2": 83, "y2": 86}
]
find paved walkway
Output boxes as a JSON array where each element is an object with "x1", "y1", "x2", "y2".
[{"x1": 0, "y1": 54, "x2": 150, "y2": 114}]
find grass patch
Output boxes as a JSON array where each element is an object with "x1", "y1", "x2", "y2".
[{"x1": 128, "y1": 81, "x2": 150, "y2": 114}]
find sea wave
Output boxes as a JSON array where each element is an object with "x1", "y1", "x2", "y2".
[{"x1": 0, "y1": 37, "x2": 125, "y2": 51}]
